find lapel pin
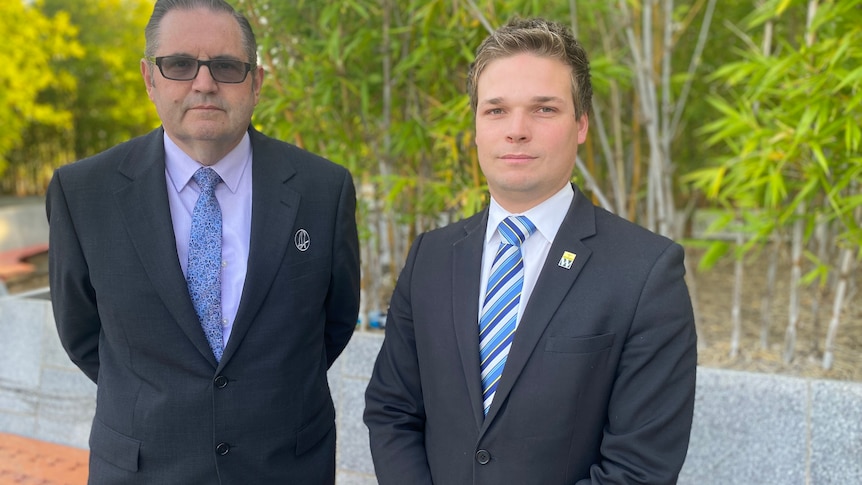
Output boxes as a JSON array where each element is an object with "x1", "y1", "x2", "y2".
[
  {"x1": 294, "y1": 229, "x2": 310, "y2": 252},
  {"x1": 558, "y1": 251, "x2": 576, "y2": 270}
]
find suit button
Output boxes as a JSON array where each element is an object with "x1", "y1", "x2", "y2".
[
  {"x1": 475, "y1": 449, "x2": 491, "y2": 465},
  {"x1": 213, "y1": 375, "x2": 228, "y2": 388},
  {"x1": 216, "y1": 442, "x2": 230, "y2": 455}
]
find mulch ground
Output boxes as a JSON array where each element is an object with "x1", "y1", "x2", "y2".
[{"x1": 688, "y1": 246, "x2": 862, "y2": 382}]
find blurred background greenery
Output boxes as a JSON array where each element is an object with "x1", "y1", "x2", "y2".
[{"x1": 2, "y1": 0, "x2": 859, "y2": 371}]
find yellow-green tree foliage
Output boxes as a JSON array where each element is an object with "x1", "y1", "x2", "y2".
[
  {"x1": 1, "y1": 0, "x2": 158, "y2": 195},
  {"x1": 0, "y1": 0, "x2": 81, "y2": 177},
  {"x1": 39, "y1": 0, "x2": 160, "y2": 159}
]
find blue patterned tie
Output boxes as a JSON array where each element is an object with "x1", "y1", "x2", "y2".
[
  {"x1": 479, "y1": 215, "x2": 536, "y2": 415},
  {"x1": 187, "y1": 167, "x2": 224, "y2": 362}
]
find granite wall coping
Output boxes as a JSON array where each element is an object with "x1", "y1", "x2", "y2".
[{"x1": 0, "y1": 201, "x2": 48, "y2": 253}]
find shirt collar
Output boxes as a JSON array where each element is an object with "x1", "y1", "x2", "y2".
[
  {"x1": 164, "y1": 132, "x2": 252, "y2": 194},
  {"x1": 486, "y1": 184, "x2": 574, "y2": 245}
]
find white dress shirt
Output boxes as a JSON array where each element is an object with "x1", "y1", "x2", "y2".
[
  {"x1": 479, "y1": 184, "x2": 574, "y2": 327},
  {"x1": 164, "y1": 133, "x2": 253, "y2": 348}
]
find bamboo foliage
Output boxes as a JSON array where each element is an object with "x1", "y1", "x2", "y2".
[
  {"x1": 1, "y1": 0, "x2": 857, "y2": 370},
  {"x1": 612, "y1": 0, "x2": 718, "y2": 238},
  {"x1": 237, "y1": 0, "x2": 498, "y2": 322},
  {"x1": 686, "y1": 0, "x2": 862, "y2": 365},
  {"x1": 231, "y1": 0, "x2": 733, "y2": 323}
]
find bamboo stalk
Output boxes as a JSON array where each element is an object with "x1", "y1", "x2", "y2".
[
  {"x1": 822, "y1": 245, "x2": 856, "y2": 370},
  {"x1": 730, "y1": 227, "x2": 744, "y2": 357},
  {"x1": 759, "y1": 234, "x2": 780, "y2": 349},
  {"x1": 823, "y1": 188, "x2": 862, "y2": 369},
  {"x1": 783, "y1": 203, "x2": 805, "y2": 363}
]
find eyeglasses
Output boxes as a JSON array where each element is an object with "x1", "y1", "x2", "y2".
[{"x1": 148, "y1": 56, "x2": 253, "y2": 84}]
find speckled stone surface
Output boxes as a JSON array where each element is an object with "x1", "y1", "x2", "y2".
[
  {"x1": 810, "y1": 380, "x2": 862, "y2": 484},
  {"x1": 680, "y1": 368, "x2": 809, "y2": 484}
]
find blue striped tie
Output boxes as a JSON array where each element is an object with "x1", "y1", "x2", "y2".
[
  {"x1": 480, "y1": 215, "x2": 536, "y2": 415},
  {"x1": 187, "y1": 167, "x2": 224, "y2": 362}
]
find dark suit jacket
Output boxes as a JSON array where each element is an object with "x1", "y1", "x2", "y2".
[
  {"x1": 364, "y1": 186, "x2": 697, "y2": 484},
  {"x1": 47, "y1": 127, "x2": 360, "y2": 484}
]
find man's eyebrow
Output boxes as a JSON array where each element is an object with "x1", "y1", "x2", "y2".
[
  {"x1": 480, "y1": 96, "x2": 566, "y2": 105},
  {"x1": 531, "y1": 95, "x2": 566, "y2": 104},
  {"x1": 480, "y1": 97, "x2": 505, "y2": 106},
  {"x1": 163, "y1": 52, "x2": 244, "y2": 61}
]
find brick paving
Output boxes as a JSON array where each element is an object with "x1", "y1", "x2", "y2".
[
  {"x1": 0, "y1": 244, "x2": 48, "y2": 282},
  {"x1": 0, "y1": 433, "x2": 87, "y2": 485}
]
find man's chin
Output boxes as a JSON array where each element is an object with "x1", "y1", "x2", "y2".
[{"x1": 183, "y1": 122, "x2": 232, "y2": 140}]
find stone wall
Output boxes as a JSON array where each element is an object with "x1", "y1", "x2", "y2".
[
  {"x1": 0, "y1": 198, "x2": 48, "y2": 253},
  {"x1": 2, "y1": 295, "x2": 860, "y2": 484}
]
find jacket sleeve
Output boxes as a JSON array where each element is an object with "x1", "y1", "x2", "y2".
[
  {"x1": 364, "y1": 233, "x2": 434, "y2": 485},
  {"x1": 46, "y1": 169, "x2": 101, "y2": 383},
  {"x1": 323, "y1": 168, "x2": 360, "y2": 368},
  {"x1": 579, "y1": 242, "x2": 698, "y2": 484}
]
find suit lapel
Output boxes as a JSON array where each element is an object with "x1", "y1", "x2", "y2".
[
  {"x1": 112, "y1": 129, "x2": 217, "y2": 363},
  {"x1": 483, "y1": 188, "x2": 597, "y2": 425},
  {"x1": 451, "y1": 211, "x2": 490, "y2": 428},
  {"x1": 221, "y1": 131, "x2": 298, "y2": 364}
]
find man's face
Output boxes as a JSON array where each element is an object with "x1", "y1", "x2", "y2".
[
  {"x1": 475, "y1": 53, "x2": 588, "y2": 213},
  {"x1": 141, "y1": 7, "x2": 263, "y2": 163}
]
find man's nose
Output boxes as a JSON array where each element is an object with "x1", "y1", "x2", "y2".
[{"x1": 506, "y1": 112, "x2": 531, "y2": 143}]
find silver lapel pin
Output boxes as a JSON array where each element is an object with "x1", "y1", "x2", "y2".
[{"x1": 294, "y1": 229, "x2": 310, "y2": 252}]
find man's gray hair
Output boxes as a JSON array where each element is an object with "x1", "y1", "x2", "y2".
[{"x1": 144, "y1": 0, "x2": 257, "y2": 67}]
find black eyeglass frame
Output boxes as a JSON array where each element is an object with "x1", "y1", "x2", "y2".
[{"x1": 147, "y1": 56, "x2": 254, "y2": 84}]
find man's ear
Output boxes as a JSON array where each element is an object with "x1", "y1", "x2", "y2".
[
  {"x1": 577, "y1": 114, "x2": 589, "y2": 144},
  {"x1": 141, "y1": 59, "x2": 156, "y2": 99}
]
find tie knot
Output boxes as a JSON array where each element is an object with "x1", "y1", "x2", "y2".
[
  {"x1": 498, "y1": 216, "x2": 536, "y2": 247},
  {"x1": 193, "y1": 167, "x2": 222, "y2": 193}
]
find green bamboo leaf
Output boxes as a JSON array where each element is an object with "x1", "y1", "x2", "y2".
[
  {"x1": 775, "y1": 0, "x2": 793, "y2": 16},
  {"x1": 808, "y1": 142, "x2": 831, "y2": 175},
  {"x1": 835, "y1": 66, "x2": 862, "y2": 91},
  {"x1": 697, "y1": 241, "x2": 731, "y2": 272},
  {"x1": 846, "y1": 118, "x2": 862, "y2": 155}
]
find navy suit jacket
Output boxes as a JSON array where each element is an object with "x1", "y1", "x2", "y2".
[
  {"x1": 47, "y1": 127, "x2": 360, "y2": 483},
  {"x1": 364, "y1": 186, "x2": 697, "y2": 484}
]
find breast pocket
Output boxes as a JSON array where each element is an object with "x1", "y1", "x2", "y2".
[{"x1": 545, "y1": 333, "x2": 615, "y2": 354}]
